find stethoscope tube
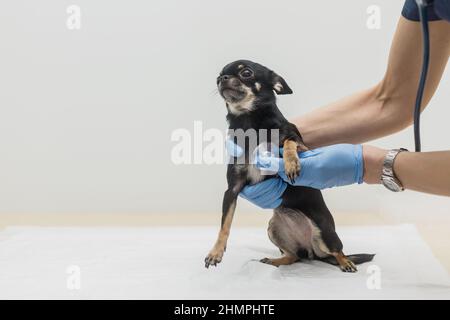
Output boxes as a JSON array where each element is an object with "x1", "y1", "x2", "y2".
[{"x1": 414, "y1": 0, "x2": 431, "y2": 152}]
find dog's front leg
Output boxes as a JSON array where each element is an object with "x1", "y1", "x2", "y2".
[
  {"x1": 283, "y1": 140, "x2": 301, "y2": 183},
  {"x1": 204, "y1": 188, "x2": 239, "y2": 268},
  {"x1": 281, "y1": 123, "x2": 309, "y2": 183}
]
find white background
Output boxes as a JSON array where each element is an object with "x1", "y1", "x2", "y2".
[{"x1": 0, "y1": 0, "x2": 449, "y2": 216}]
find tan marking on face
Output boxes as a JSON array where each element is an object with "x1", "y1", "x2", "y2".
[
  {"x1": 255, "y1": 82, "x2": 261, "y2": 91},
  {"x1": 227, "y1": 85, "x2": 255, "y2": 115},
  {"x1": 273, "y1": 82, "x2": 283, "y2": 92},
  {"x1": 237, "y1": 64, "x2": 244, "y2": 69}
]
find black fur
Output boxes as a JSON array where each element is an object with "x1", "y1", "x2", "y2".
[{"x1": 207, "y1": 59, "x2": 374, "y2": 271}]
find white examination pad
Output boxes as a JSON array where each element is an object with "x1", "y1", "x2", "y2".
[{"x1": 0, "y1": 224, "x2": 448, "y2": 299}]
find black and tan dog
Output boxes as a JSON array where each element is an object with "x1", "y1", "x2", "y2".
[{"x1": 205, "y1": 60, "x2": 374, "y2": 272}]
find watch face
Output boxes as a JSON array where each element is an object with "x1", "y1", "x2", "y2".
[{"x1": 382, "y1": 177, "x2": 401, "y2": 192}]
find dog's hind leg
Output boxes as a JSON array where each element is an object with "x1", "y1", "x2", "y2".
[
  {"x1": 333, "y1": 251, "x2": 357, "y2": 272},
  {"x1": 260, "y1": 255, "x2": 299, "y2": 267},
  {"x1": 290, "y1": 188, "x2": 358, "y2": 272},
  {"x1": 309, "y1": 217, "x2": 358, "y2": 272},
  {"x1": 260, "y1": 209, "x2": 313, "y2": 267}
]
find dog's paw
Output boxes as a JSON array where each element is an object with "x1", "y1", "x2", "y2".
[
  {"x1": 339, "y1": 258, "x2": 357, "y2": 273},
  {"x1": 260, "y1": 256, "x2": 298, "y2": 267},
  {"x1": 284, "y1": 154, "x2": 300, "y2": 184},
  {"x1": 204, "y1": 247, "x2": 225, "y2": 268},
  {"x1": 259, "y1": 257, "x2": 278, "y2": 267}
]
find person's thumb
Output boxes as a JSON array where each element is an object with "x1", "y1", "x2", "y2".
[{"x1": 255, "y1": 153, "x2": 285, "y2": 173}]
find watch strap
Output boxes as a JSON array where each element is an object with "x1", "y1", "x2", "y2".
[{"x1": 381, "y1": 148, "x2": 408, "y2": 192}]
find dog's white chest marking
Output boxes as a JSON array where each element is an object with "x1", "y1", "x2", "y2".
[
  {"x1": 247, "y1": 164, "x2": 265, "y2": 184},
  {"x1": 233, "y1": 164, "x2": 265, "y2": 187}
]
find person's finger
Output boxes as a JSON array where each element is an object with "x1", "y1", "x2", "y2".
[
  {"x1": 239, "y1": 178, "x2": 287, "y2": 209},
  {"x1": 298, "y1": 148, "x2": 322, "y2": 159},
  {"x1": 255, "y1": 154, "x2": 285, "y2": 172},
  {"x1": 225, "y1": 139, "x2": 243, "y2": 157},
  {"x1": 240, "y1": 178, "x2": 277, "y2": 195}
]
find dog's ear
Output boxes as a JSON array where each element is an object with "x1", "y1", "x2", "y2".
[{"x1": 269, "y1": 70, "x2": 293, "y2": 95}]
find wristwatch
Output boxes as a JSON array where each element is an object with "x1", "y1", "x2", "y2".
[{"x1": 381, "y1": 148, "x2": 408, "y2": 192}]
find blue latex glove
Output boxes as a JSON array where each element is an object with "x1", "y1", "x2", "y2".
[
  {"x1": 240, "y1": 178, "x2": 287, "y2": 209},
  {"x1": 257, "y1": 144, "x2": 364, "y2": 189},
  {"x1": 227, "y1": 142, "x2": 364, "y2": 209}
]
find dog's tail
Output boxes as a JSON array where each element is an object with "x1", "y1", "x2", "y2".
[{"x1": 317, "y1": 253, "x2": 375, "y2": 266}]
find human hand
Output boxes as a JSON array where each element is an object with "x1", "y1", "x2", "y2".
[
  {"x1": 227, "y1": 142, "x2": 364, "y2": 209},
  {"x1": 255, "y1": 144, "x2": 364, "y2": 190}
]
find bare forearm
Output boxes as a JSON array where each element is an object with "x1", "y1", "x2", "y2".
[
  {"x1": 293, "y1": 85, "x2": 408, "y2": 148},
  {"x1": 293, "y1": 18, "x2": 450, "y2": 149},
  {"x1": 363, "y1": 146, "x2": 450, "y2": 197}
]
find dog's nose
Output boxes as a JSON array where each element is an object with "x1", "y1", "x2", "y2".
[
  {"x1": 219, "y1": 75, "x2": 240, "y2": 87},
  {"x1": 218, "y1": 75, "x2": 230, "y2": 83}
]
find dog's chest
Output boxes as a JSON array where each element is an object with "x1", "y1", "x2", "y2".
[{"x1": 234, "y1": 164, "x2": 266, "y2": 185}]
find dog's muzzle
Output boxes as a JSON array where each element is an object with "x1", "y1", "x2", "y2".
[{"x1": 218, "y1": 77, "x2": 246, "y2": 102}]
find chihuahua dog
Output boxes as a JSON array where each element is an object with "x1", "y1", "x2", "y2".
[{"x1": 205, "y1": 60, "x2": 374, "y2": 272}]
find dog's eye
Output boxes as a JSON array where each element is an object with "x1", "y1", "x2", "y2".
[{"x1": 239, "y1": 69, "x2": 254, "y2": 79}]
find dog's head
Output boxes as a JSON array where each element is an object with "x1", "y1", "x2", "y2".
[{"x1": 217, "y1": 60, "x2": 292, "y2": 115}]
